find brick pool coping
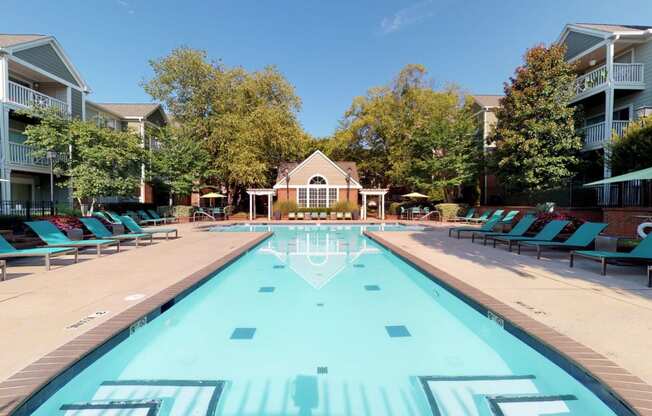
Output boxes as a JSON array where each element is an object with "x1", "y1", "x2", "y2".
[
  {"x1": 364, "y1": 231, "x2": 652, "y2": 416},
  {"x1": 0, "y1": 232, "x2": 272, "y2": 416}
]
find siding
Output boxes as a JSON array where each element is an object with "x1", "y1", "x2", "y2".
[
  {"x1": 14, "y1": 43, "x2": 79, "y2": 87},
  {"x1": 564, "y1": 31, "x2": 604, "y2": 60},
  {"x1": 71, "y1": 89, "x2": 83, "y2": 119},
  {"x1": 282, "y1": 153, "x2": 352, "y2": 186},
  {"x1": 629, "y1": 40, "x2": 652, "y2": 115}
]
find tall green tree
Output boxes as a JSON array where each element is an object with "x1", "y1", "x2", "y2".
[
  {"x1": 607, "y1": 115, "x2": 652, "y2": 175},
  {"x1": 143, "y1": 48, "x2": 312, "y2": 206},
  {"x1": 492, "y1": 44, "x2": 581, "y2": 192},
  {"x1": 22, "y1": 108, "x2": 144, "y2": 214}
]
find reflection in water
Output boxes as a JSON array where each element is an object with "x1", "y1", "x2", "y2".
[{"x1": 293, "y1": 375, "x2": 319, "y2": 416}]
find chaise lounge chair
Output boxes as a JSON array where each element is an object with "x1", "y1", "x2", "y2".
[
  {"x1": 468, "y1": 209, "x2": 504, "y2": 224},
  {"x1": 319, "y1": 212, "x2": 327, "y2": 220},
  {"x1": 450, "y1": 208, "x2": 476, "y2": 223},
  {"x1": 136, "y1": 210, "x2": 165, "y2": 225},
  {"x1": 147, "y1": 209, "x2": 177, "y2": 224},
  {"x1": 471, "y1": 214, "x2": 536, "y2": 244},
  {"x1": 336, "y1": 212, "x2": 344, "y2": 220},
  {"x1": 518, "y1": 222, "x2": 608, "y2": 259},
  {"x1": 344, "y1": 212, "x2": 352, "y2": 220},
  {"x1": 126, "y1": 210, "x2": 159, "y2": 226},
  {"x1": 0, "y1": 234, "x2": 78, "y2": 271},
  {"x1": 288, "y1": 212, "x2": 296, "y2": 220},
  {"x1": 448, "y1": 217, "x2": 501, "y2": 239},
  {"x1": 297, "y1": 212, "x2": 305, "y2": 220},
  {"x1": 94, "y1": 211, "x2": 119, "y2": 224},
  {"x1": 120, "y1": 216, "x2": 178, "y2": 240},
  {"x1": 80, "y1": 217, "x2": 153, "y2": 247},
  {"x1": 25, "y1": 221, "x2": 120, "y2": 257},
  {"x1": 463, "y1": 209, "x2": 492, "y2": 224},
  {"x1": 491, "y1": 220, "x2": 570, "y2": 252},
  {"x1": 570, "y1": 233, "x2": 652, "y2": 285}
]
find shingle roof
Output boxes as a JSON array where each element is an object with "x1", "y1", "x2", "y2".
[
  {"x1": 0, "y1": 34, "x2": 48, "y2": 48},
  {"x1": 472, "y1": 95, "x2": 502, "y2": 108},
  {"x1": 574, "y1": 23, "x2": 652, "y2": 33},
  {"x1": 276, "y1": 160, "x2": 360, "y2": 183},
  {"x1": 94, "y1": 103, "x2": 160, "y2": 119}
]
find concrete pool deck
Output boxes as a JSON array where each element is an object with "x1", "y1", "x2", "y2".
[{"x1": 0, "y1": 222, "x2": 270, "y2": 414}]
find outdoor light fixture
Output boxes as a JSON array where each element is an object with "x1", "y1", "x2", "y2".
[{"x1": 589, "y1": 59, "x2": 597, "y2": 66}]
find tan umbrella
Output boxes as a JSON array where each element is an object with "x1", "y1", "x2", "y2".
[
  {"x1": 402, "y1": 192, "x2": 429, "y2": 199},
  {"x1": 200, "y1": 192, "x2": 226, "y2": 207}
]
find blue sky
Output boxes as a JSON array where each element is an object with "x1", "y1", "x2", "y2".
[{"x1": 5, "y1": 1, "x2": 652, "y2": 137}]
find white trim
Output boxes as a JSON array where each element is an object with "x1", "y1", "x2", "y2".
[
  {"x1": 584, "y1": 103, "x2": 634, "y2": 126},
  {"x1": 307, "y1": 173, "x2": 328, "y2": 185},
  {"x1": 566, "y1": 39, "x2": 608, "y2": 63},
  {"x1": 7, "y1": 55, "x2": 82, "y2": 91},
  {"x1": 273, "y1": 150, "x2": 362, "y2": 189}
]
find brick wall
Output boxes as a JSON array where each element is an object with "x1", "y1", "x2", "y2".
[{"x1": 603, "y1": 208, "x2": 652, "y2": 237}]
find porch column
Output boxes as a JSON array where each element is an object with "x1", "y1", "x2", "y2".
[
  {"x1": 267, "y1": 193, "x2": 272, "y2": 221},
  {"x1": 362, "y1": 193, "x2": 367, "y2": 220},
  {"x1": 0, "y1": 55, "x2": 7, "y2": 101},
  {"x1": 248, "y1": 193, "x2": 253, "y2": 220},
  {"x1": 381, "y1": 194, "x2": 385, "y2": 220},
  {"x1": 604, "y1": 39, "x2": 615, "y2": 180},
  {"x1": 0, "y1": 106, "x2": 9, "y2": 203}
]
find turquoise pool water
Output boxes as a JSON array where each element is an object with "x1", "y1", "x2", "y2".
[{"x1": 31, "y1": 225, "x2": 622, "y2": 415}]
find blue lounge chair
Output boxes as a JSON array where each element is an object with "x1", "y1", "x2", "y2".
[
  {"x1": 491, "y1": 220, "x2": 570, "y2": 252},
  {"x1": 138, "y1": 210, "x2": 166, "y2": 225},
  {"x1": 126, "y1": 210, "x2": 158, "y2": 226},
  {"x1": 448, "y1": 217, "x2": 502, "y2": 239},
  {"x1": 0, "y1": 234, "x2": 77, "y2": 271},
  {"x1": 570, "y1": 233, "x2": 652, "y2": 284},
  {"x1": 80, "y1": 217, "x2": 153, "y2": 247},
  {"x1": 120, "y1": 216, "x2": 178, "y2": 240},
  {"x1": 468, "y1": 209, "x2": 504, "y2": 224},
  {"x1": 450, "y1": 208, "x2": 475, "y2": 222},
  {"x1": 25, "y1": 221, "x2": 119, "y2": 257},
  {"x1": 518, "y1": 222, "x2": 608, "y2": 259},
  {"x1": 465, "y1": 209, "x2": 493, "y2": 224},
  {"x1": 93, "y1": 211, "x2": 118, "y2": 224},
  {"x1": 148, "y1": 209, "x2": 176, "y2": 223},
  {"x1": 471, "y1": 214, "x2": 536, "y2": 244}
]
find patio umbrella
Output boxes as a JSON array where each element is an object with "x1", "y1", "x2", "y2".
[
  {"x1": 200, "y1": 192, "x2": 226, "y2": 207},
  {"x1": 402, "y1": 192, "x2": 429, "y2": 199}
]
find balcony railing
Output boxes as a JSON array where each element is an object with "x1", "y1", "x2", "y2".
[
  {"x1": 573, "y1": 63, "x2": 644, "y2": 101},
  {"x1": 7, "y1": 81, "x2": 68, "y2": 115},
  {"x1": 580, "y1": 120, "x2": 631, "y2": 150},
  {"x1": 8, "y1": 142, "x2": 67, "y2": 168}
]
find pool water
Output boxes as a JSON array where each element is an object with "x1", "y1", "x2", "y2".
[{"x1": 32, "y1": 225, "x2": 622, "y2": 415}]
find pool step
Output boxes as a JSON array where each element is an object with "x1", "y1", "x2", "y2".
[
  {"x1": 419, "y1": 375, "x2": 579, "y2": 415},
  {"x1": 60, "y1": 379, "x2": 225, "y2": 416}
]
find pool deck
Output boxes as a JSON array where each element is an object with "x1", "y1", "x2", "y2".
[
  {"x1": 0, "y1": 222, "x2": 270, "y2": 415},
  {"x1": 369, "y1": 223, "x2": 652, "y2": 415}
]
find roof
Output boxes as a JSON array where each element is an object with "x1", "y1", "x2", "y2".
[
  {"x1": 472, "y1": 95, "x2": 502, "y2": 108},
  {"x1": 0, "y1": 34, "x2": 48, "y2": 48},
  {"x1": 276, "y1": 160, "x2": 360, "y2": 183},
  {"x1": 574, "y1": 23, "x2": 652, "y2": 34},
  {"x1": 94, "y1": 103, "x2": 161, "y2": 119},
  {"x1": 85, "y1": 101, "x2": 126, "y2": 119},
  {"x1": 584, "y1": 166, "x2": 652, "y2": 187}
]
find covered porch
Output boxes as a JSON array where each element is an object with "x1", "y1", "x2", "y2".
[
  {"x1": 360, "y1": 189, "x2": 388, "y2": 220},
  {"x1": 246, "y1": 189, "x2": 275, "y2": 221}
]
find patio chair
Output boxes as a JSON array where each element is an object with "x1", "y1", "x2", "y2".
[
  {"x1": 25, "y1": 221, "x2": 120, "y2": 257},
  {"x1": 472, "y1": 214, "x2": 536, "y2": 244},
  {"x1": 570, "y1": 232, "x2": 652, "y2": 283},
  {"x1": 297, "y1": 212, "x2": 305, "y2": 220},
  {"x1": 468, "y1": 209, "x2": 503, "y2": 224},
  {"x1": 288, "y1": 212, "x2": 296, "y2": 220},
  {"x1": 499, "y1": 210, "x2": 520, "y2": 226},
  {"x1": 105, "y1": 211, "x2": 124, "y2": 223},
  {"x1": 344, "y1": 212, "x2": 352, "y2": 220},
  {"x1": 80, "y1": 217, "x2": 152, "y2": 247},
  {"x1": 0, "y1": 234, "x2": 78, "y2": 271},
  {"x1": 147, "y1": 209, "x2": 177, "y2": 224},
  {"x1": 518, "y1": 222, "x2": 608, "y2": 259},
  {"x1": 94, "y1": 211, "x2": 119, "y2": 224},
  {"x1": 450, "y1": 208, "x2": 475, "y2": 223},
  {"x1": 311, "y1": 212, "x2": 319, "y2": 220},
  {"x1": 319, "y1": 212, "x2": 327, "y2": 220},
  {"x1": 491, "y1": 220, "x2": 570, "y2": 252},
  {"x1": 448, "y1": 217, "x2": 502, "y2": 239},
  {"x1": 126, "y1": 210, "x2": 158, "y2": 226},
  {"x1": 464, "y1": 209, "x2": 492, "y2": 224},
  {"x1": 336, "y1": 212, "x2": 344, "y2": 220},
  {"x1": 137, "y1": 210, "x2": 166, "y2": 225},
  {"x1": 119, "y1": 216, "x2": 178, "y2": 240}
]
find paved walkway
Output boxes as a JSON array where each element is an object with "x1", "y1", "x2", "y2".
[
  {"x1": 375, "y1": 224, "x2": 652, "y2": 385},
  {"x1": 0, "y1": 222, "x2": 264, "y2": 382}
]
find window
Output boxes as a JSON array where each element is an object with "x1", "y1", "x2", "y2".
[
  {"x1": 309, "y1": 176, "x2": 327, "y2": 185},
  {"x1": 308, "y1": 188, "x2": 327, "y2": 207},
  {"x1": 298, "y1": 188, "x2": 307, "y2": 208},
  {"x1": 328, "y1": 188, "x2": 337, "y2": 207}
]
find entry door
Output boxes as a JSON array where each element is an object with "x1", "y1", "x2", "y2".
[{"x1": 11, "y1": 183, "x2": 32, "y2": 201}]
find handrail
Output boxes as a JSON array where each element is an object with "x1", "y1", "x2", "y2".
[{"x1": 7, "y1": 81, "x2": 68, "y2": 115}]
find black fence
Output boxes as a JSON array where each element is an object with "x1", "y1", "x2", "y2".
[
  {"x1": 594, "y1": 180, "x2": 652, "y2": 208},
  {"x1": 0, "y1": 200, "x2": 56, "y2": 219}
]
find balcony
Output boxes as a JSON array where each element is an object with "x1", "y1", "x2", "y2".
[
  {"x1": 8, "y1": 142, "x2": 67, "y2": 170},
  {"x1": 572, "y1": 63, "x2": 644, "y2": 102},
  {"x1": 580, "y1": 120, "x2": 630, "y2": 151},
  {"x1": 7, "y1": 81, "x2": 68, "y2": 116}
]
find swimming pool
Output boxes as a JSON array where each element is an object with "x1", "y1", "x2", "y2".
[{"x1": 26, "y1": 224, "x2": 627, "y2": 415}]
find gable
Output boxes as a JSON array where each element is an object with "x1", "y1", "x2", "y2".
[
  {"x1": 563, "y1": 31, "x2": 604, "y2": 60},
  {"x1": 145, "y1": 106, "x2": 167, "y2": 126},
  {"x1": 14, "y1": 43, "x2": 80, "y2": 87},
  {"x1": 276, "y1": 152, "x2": 361, "y2": 188}
]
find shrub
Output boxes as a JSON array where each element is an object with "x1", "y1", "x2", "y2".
[
  {"x1": 273, "y1": 200, "x2": 298, "y2": 214},
  {"x1": 435, "y1": 203, "x2": 467, "y2": 220},
  {"x1": 530, "y1": 213, "x2": 584, "y2": 234},
  {"x1": 608, "y1": 115, "x2": 652, "y2": 175},
  {"x1": 330, "y1": 200, "x2": 359, "y2": 213},
  {"x1": 172, "y1": 205, "x2": 195, "y2": 218},
  {"x1": 56, "y1": 203, "x2": 83, "y2": 217},
  {"x1": 388, "y1": 202, "x2": 403, "y2": 215},
  {"x1": 39, "y1": 215, "x2": 84, "y2": 232}
]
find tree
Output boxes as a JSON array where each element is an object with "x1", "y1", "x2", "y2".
[
  {"x1": 143, "y1": 48, "x2": 312, "y2": 206},
  {"x1": 22, "y1": 108, "x2": 144, "y2": 215},
  {"x1": 608, "y1": 116, "x2": 652, "y2": 175},
  {"x1": 150, "y1": 125, "x2": 211, "y2": 206},
  {"x1": 492, "y1": 44, "x2": 581, "y2": 192}
]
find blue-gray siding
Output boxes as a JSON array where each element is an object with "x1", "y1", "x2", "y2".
[
  {"x1": 14, "y1": 43, "x2": 79, "y2": 87},
  {"x1": 71, "y1": 90, "x2": 83, "y2": 119},
  {"x1": 564, "y1": 31, "x2": 604, "y2": 60}
]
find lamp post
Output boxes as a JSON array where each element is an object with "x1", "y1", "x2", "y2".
[
  {"x1": 46, "y1": 150, "x2": 56, "y2": 203},
  {"x1": 346, "y1": 167, "x2": 352, "y2": 202}
]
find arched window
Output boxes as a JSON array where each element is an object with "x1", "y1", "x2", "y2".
[{"x1": 309, "y1": 176, "x2": 327, "y2": 185}]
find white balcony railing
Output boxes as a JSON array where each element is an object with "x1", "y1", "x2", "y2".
[
  {"x1": 580, "y1": 120, "x2": 631, "y2": 149},
  {"x1": 7, "y1": 81, "x2": 68, "y2": 115},
  {"x1": 8, "y1": 142, "x2": 67, "y2": 168},
  {"x1": 573, "y1": 63, "x2": 644, "y2": 100}
]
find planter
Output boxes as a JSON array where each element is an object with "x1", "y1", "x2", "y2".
[
  {"x1": 66, "y1": 228, "x2": 83, "y2": 241},
  {"x1": 273, "y1": 212, "x2": 281, "y2": 221}
]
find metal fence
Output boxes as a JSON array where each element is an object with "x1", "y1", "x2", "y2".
[
  {"x1": 0, "y1": 200, "x2": 56, "y2": 219},
  {"x1": 594, "y1": 180, "x2": 652, "y2": 208}
]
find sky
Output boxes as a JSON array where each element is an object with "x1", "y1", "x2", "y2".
[{"x1": 4, "y1": 0, "x2": 652, "y2": 137}]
